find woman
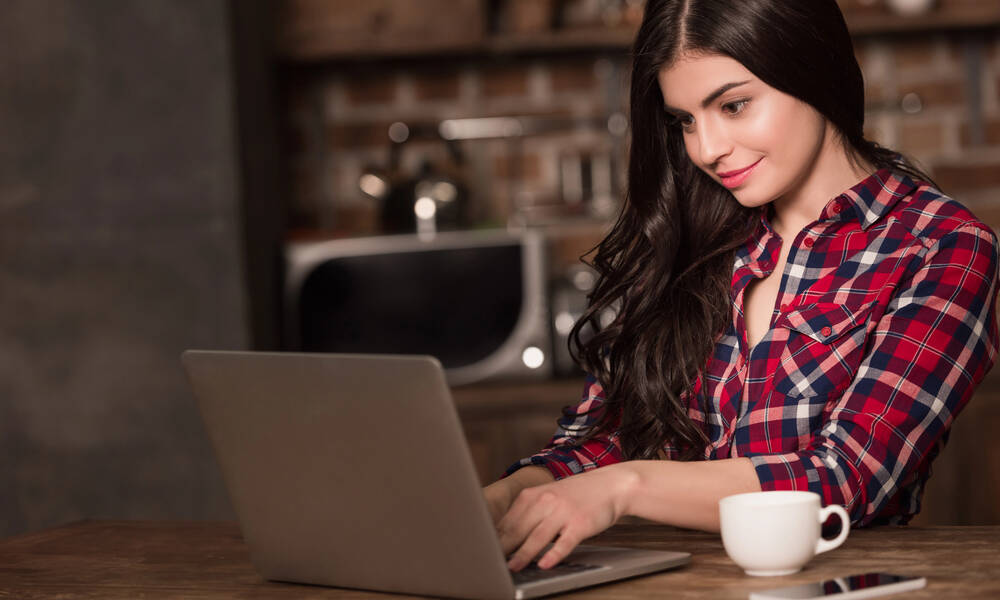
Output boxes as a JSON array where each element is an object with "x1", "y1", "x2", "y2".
[{"x1": 484, "y1": 0, "x2": 1000, "y2": 573}]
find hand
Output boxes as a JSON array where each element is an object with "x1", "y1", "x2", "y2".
[
  {"x1": 496, "y1": 464, "x2": 637, "y2": 572},
  {"x1": 482, "y1": 466, "x2": 555, "y2": 525},
  {"x1": 483, "y1": 478, "x2": 518, "y2": 525}
]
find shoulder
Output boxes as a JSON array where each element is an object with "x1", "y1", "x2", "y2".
[{"x1": 889, "y1": 178, "x2": 997, "y2": 250}]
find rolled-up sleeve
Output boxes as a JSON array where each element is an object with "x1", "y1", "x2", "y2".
[
  {"x1": 749, "y1": 223, "x2": 1000, "y2": 525},
  {"x1": 503, "y1": 374, "x2": 624, "y2": 480}
]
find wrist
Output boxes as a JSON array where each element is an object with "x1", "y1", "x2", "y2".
[
  {"x1": 609, "y1": 462, "x2": 642, "y2": 519},
  {"x1": 505, "y1": 465, "x2": 554, "y2": 497}
]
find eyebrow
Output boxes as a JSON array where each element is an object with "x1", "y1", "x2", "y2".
[{"x1": 663, "y1": 80, "x2": 753, "y2": 115}]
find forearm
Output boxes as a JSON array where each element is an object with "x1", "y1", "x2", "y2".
[
  {"x1": 615, "y1": 457, "x2": 761, "y2": 531},
  {"x1": 497, "y1": 457, "x2": 760, "y2": 569},
  {"x1": 502, "y1": 465, "x2": 555, "y2": 494}
]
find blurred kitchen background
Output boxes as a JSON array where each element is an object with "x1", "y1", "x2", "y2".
[{"x1": 2, "y1": 0, "x2": 1000, "y2": 539}]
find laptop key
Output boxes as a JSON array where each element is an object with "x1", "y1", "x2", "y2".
[{"x1": 511, "y1": 561, "x2": 604, "y2": 584}]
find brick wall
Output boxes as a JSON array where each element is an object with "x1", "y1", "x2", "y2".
[
  {"x1": 284, "y1": 53, "x2": 628, "y2": 235},
  {"x1": 283, "y1": 26, "x2": 1000, "y2": 238},
  {"x1": 858, "y1": 32, "x2": 1000, "y2": 221}
]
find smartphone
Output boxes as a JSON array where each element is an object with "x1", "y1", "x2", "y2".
[{"x1": 749, "y1": 573, "x2": 926, "y2": 600}]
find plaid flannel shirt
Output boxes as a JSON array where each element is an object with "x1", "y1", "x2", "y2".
[{"x1": 506, "y1": 169, "x2": 1000, "y2": 526}]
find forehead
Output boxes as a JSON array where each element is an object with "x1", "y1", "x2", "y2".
[{"x1": 658, "y1": 53, "x2": 759, "y2": 108}]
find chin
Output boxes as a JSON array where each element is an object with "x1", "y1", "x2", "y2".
[{"x1": 729, "y1": 190, "x2": 772, "y2": 210}]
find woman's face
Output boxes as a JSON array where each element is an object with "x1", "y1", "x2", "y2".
[{"x1": 657, "y1": 52, "x2": 829, "y2": 209}]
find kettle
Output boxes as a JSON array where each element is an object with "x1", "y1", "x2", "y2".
[{"x1": 362, "y1": 126, "x2": 469, "y2": 235}]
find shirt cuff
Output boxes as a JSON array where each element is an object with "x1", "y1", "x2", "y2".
[
  {"x1": 502, "y1": 452, "x2": 584, "y2": 481},
  {"x1": 748, "y1": 450, "x2": 864, "y2": 523}
]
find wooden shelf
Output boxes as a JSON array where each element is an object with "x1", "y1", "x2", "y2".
[
  {"x1": 485, "y1": 27, "x2": 636, "y2": 54},
  {"x1": 845, "y1": 4, "x2": 1000, "y2": 36},
  {"x1": 278, "y1": 0, "x2": 484, "y2": 62},
  {"x1": 278, "y1": 4, "x2": 1000, "y2": 63},
  {"x1": 452, "y1": 377, "x2": 585, "y2": 414}
]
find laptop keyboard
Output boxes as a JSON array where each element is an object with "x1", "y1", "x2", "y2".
[{"x1": 511, "y1": 561, "x2": 604, "y2": 584}]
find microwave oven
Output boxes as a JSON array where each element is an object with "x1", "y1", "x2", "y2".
[{"x1": 284, "y1": 229, "x2": 551, "y2": 386}]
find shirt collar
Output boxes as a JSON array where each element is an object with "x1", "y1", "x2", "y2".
[
  {"x1": 736, "y1": 168, "x2": 920, "y2": 270},
  {"x1": 736, "y1": 168, "x2": 920, "y2": 271},
  {"x1": 829, "y1": 168, "x2": 918, "y2": 230}
]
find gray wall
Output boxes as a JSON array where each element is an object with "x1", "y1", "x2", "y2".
[{"x1": 0, "y1": 0, "x2": 249, "y2": 537}]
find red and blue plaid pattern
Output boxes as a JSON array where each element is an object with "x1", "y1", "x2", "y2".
[{"x1": 507, "y1": 169, "x2": 1000, "y2": 526}]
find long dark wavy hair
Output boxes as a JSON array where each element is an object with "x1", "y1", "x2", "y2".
[{"x1": 568, "y1": 0, "x2": 936, "y2": 461}]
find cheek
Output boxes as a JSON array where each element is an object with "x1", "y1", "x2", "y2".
[
  {"x1": 742, "y1": 104, "x2": 787, "y2": 151},
  {"x1": 754, "y1": 101, "x2": 824, "y2": 155}
]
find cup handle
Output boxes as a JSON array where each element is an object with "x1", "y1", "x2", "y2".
[{"x1": 815, "y1": 504, "x2": 850, "y2": 555}]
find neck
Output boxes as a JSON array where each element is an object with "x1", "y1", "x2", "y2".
[{"x1": 769, "y1": 126, "x2": 873, "y2": 240}]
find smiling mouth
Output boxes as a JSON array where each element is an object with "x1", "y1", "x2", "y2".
[
  {"x1": 717, "y1": 158, "x2": 763, "y2": 189},
  {"x1": 718, "y1": 158, "x2": 763, "y2": 179}
]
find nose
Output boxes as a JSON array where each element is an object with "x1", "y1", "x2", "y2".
[{"x1": 693, "y1": 115, "x2": 732, "y2": 168}]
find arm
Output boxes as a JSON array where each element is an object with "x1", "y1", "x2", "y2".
[
  {"x1": 496, "y1": 377, "x2": 758, "y2": 568},
  {"x1": 502, "y1": 374, "x2": 624, "y2": 480},
  {"x1": 748, "y1": 223, "x2": 1000, "y2": 525},
  {"x1": 500, "y1": 457, "x2": 760, "y2": 570},
  {"x1": 622, "y1": 456, "x2": 761, "y2": 530},
  {"x1": 483, "y1": 467, "x2": 553, "y2": 524},
  {"x1": 484, "y1": 374, "x2": 619, "y2": 523}
]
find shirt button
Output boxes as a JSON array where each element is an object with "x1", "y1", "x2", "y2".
[
  {"x1": 831, "y1": 203, "x2": 843, "y2": 214},
  {"x1": 821, "y1": 326, "x2": 833, "y2": 337},
  {"x1": 803, "y1": 237, "x2": 815, "y2": 248}
]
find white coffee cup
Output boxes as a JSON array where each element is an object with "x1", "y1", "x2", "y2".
[{"x1": 719, "y1": 491, "x2": 850, "y2": 576}]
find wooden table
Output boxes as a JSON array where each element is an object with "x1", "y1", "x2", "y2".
[{"x1": 0, "y1": 520, "x2": 996, "y2": 598}]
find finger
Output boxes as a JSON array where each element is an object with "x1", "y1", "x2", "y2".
[
  {"x1": 537, "y1": 526, "x2": 584, "y2": 570},
  {"x1": 496, "y1": 489, "x2": 555, "y2": 555},
  {"x1": 506, "y1": 514, "x2": 565, "y2": 572},
  {"x1": 497, "y1": 505, "x2": 550, "y2": 556},
  {"x1": 499, "y1": 485, "x2": 542, "y2": 526}
]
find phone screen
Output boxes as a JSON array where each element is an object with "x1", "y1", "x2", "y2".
[
  {"x1": 752, "y1": 573, "x2": 924, "y2": 599},
  {"x1": 818, "y1": 573, "x2": 919, "y2": 593}
]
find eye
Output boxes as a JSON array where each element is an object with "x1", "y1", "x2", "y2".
[
  {"x1": 722, "y1": 98, "x2": 750, "y2": 116},
  {"x1": 665, "y1": 98, "x2": 749, "y2": 135},
  {"x1": 666, "y1": 113, "x2": 695, "y2": 132}
]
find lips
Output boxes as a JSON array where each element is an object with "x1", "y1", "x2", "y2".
[
  {"x1": 718, "y1": 158, "x2": 763, "y2": 178},
  {"x1": 717, "y1": 158, "x2": 763, "y2": 189}
]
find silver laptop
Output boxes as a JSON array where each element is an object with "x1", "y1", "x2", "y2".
[{"x1": 182, "y1": 350, "x2": 690, "y2": 599}]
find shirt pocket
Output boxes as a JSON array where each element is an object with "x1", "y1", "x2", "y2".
[{"x1": 770, "y1": 301, "x2": 877, "y2": 400}]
